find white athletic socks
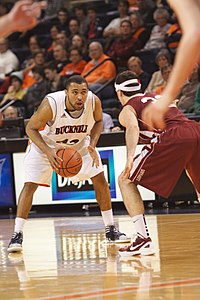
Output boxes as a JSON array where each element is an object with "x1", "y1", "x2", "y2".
[
  {"x1": 101, "y1": 209, "x2": 114, "y2": 226},
  {"x1": 132, "y1": 214, "x2": 149, "y2": 238},
  {"x1": 14, "y1": 217, "x2": 26, "y2": 233}
]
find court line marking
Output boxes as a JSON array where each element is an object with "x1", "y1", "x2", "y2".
[{"x1": 42, "y1": 277, "x2": 200, "y2": 299}]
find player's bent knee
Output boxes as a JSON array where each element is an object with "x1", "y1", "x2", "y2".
[
  {"x1": 91, "y1": 171, "x2": 107, "y2": 186},
  {"x1": 24, "y1": 182, "x2": 38, "y2": 193},
  {"x1": 118, "y1": 174, "x2": 131, "y2": 187}
]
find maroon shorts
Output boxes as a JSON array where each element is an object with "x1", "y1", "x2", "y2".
[{"x1": 129, "y1": 123, "x2": 200, "y2": 198}]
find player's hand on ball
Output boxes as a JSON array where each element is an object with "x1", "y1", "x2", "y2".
[
  {"x1": 45, "y1": 147, "x2": 62, "y2": 171},
  {"x1": 87, "y1": 145, "x2": 99, "y2": 168}
]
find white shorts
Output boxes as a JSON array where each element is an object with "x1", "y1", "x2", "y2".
[{"x1": 24, "y1": 142, "x2": 104, "y2": 186}]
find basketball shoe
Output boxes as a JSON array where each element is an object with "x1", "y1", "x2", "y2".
[
  {"x1": 118, "y1": 236, "x2": 155, "y2": 257},
  {"x1": 7, "y1": 231, "x2": 23, "y2": 253},
  {"x1": 105, "y1": 225, "x2": 131, "y2": 243}
]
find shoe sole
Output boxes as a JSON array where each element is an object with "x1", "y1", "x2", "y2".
[
  {"x1": 7, "y1": 245, "x2": 23, "y2": 253},
  {"x1": 119, "y1": 248, "x2": 155, "y2": 257},
  {"x1": 107, "y1": 238, "x2": 131, "y2": 244}
]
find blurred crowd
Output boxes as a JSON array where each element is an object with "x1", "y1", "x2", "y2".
[{"x1": 0, "y1": 0, "x2": 200, "y2": 135}]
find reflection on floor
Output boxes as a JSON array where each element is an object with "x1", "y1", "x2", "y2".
[{"x1": 0, "y1": 214, "x2": 200, "y2": 299}]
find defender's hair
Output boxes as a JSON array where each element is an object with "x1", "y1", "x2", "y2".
[{"x1": 115, "y1": 70, "x2": 141, "y2": 97}]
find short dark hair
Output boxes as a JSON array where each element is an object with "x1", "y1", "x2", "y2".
[
  {"x1": 32, "y1": 65, "x2": 45, "y2": 78},
  {"x1": 115, "y1": 70, "x2": 141, "y2": 96},
  {"x1": 58, "y1": 7, "x2": 69, "y2": 16},
  {"x1": 155, "y1": 49, "x2": 171, "y2": 65},
  {"x1": 66, "y1": 75, "x2": 88, "y2": 89},
  {"x1": 118, "y1": 0, "x2": 129, "y2": 9},
  {"x1": 44, "y1": 61, "x2": 57, "y2": 71},
  {"x1": 73, "y1": 4, "x2": 87, "y2": 15},
  {"x1": 87, "y1": 4, "x2": 97, "y2": 13},
  {"x1": 120, "y1": 19, "x2": 132, "y2": 28},
  {"x1": 70, "y1": 46, "x2": 82, "y2": 56}
]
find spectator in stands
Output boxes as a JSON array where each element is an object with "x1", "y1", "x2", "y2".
[
  {"x1": 194, "y1": 83, "x2": 200, "y2": 113},
  {"x1": 103, "y1": 112, "x2": 114, "y2": 132},
  {"x1": 68, "y1": 18, "x2": 80, "y2": 41},
  {"x1": 27, "y1": 35, "x2": 41, "y2": 56},
  {"x1": 22, "y1": 58, "x2": 36, "y2": 90},
  {"x1": 145, "y1": 48, "x2": 171, "y2": 92},
  {"x1": 22, "y1": 65, "x2": 49, "y2": 118},
  {"x1": 34, "y1": 50, "x2": 46, "y2": 67},
  {"x1": 85, "y1": 5, "x2": 104, "y2": 43},
  {"x1": 61, "y1": 47, "x2": 87, "y2": 78},
  {"x1": 102, "y1": 112, "x2": 122, "y2": 132},
  {"x1": 19, "y1": 35, "x2": 42, "y2": 70},
  {"x1": 136, "y1": 0, "x2": 156, "y2": 25},
  {"x1": 154, "y1": 64, "x2": 173, "y2": 95},
  {"x1": 3, "y1": 105, "x2": 18, "y2": 119},
  {"x1": 0, "y1": 3, "x2": 8, "y2": 17},
  {"x1": 47, "y1": 24, "x2": 61, "y2": 53},
  {"x1": 0, "y1": 71, "x2": 26, "y2": 107},
  {"x1": 0, "y1": 37, "x2": 19, "y2": 81},
  {"x1": 106, "y1": 20, "x2": 139, "y2": 71},
  {"x1": 71, "y1": 34, "x2": 88, "y2": 61},
  {"x1": 52, "y1": 44, "x2": 69, "y2": 73},
  {"x1": 54, "y1": 32, "x2": 70, "y2": 50},
  {"x1": 164, "y1": 13, "x2": 182, "y2": 59},
  {"x1": 127, "y1": 56, "x2": 151, "y2": 92},
  {"x1": 73, "y1": 4, "x2": 89, "y2": 36},
  {"x1": 55, "y1": 7, "x2": 70, "y2": 35},
  {"x1": 44, "y1": 62, "x2": 66, "y2": 93},
  {"x1": 130, "y1": 11, "x2": 150, "y2": 49},
  {"x1": 103, "y1": 0, "x2": 130, "y2": 39},
  {"x1": 128, "y1": 0, "x2": 138, "y2": 11},
  {"x1": 144, "y1": 7, "x2": 171, "y2": 50},
  {"x1": 81, "y1": 41, "x2": 116, "y2": 104},
  {"x1": 22, "y1": 50, "x2": 46, "y2": 91},
  {"x1": 177, "y1": 66, "x2": 199, "y2": 113}
]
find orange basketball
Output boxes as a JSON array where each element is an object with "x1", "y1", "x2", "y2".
[{"x1": 56, "y1": 148, "x2": 82, "y2": 177}]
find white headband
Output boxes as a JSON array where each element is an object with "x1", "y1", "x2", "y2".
[{"x1": 114, "y1": 79, "x2": 141, "y2": 92}]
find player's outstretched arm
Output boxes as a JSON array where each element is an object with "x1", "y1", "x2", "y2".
[
  {"x1": 0, "y1": 0, "x2": 47, "y2": 37},
  {"x1": 142, "y1": 0, "x2": 200, "y2": 130}
]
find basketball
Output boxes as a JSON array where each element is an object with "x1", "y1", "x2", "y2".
[{"x1": 56, "y1": 148, "x2": 82, "y2": 178}]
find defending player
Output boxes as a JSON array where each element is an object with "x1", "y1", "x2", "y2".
[
  {"x1": 114, "y1": 70, "x2": 200, "y2": 256},
  {"x1": 7, "y1": 75, "x2": 130, "y2": 253},
  {"x1": 142, "y1": 0, "x2": 200, "y2": 130}
]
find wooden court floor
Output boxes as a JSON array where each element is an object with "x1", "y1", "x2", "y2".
[{"x1": 1, "y1": 213, "x2": 200, "y2": 300}]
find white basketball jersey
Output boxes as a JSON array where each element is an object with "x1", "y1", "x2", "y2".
[{"x1": 40, "y1": 90, "x2": 95, "y2": 151}]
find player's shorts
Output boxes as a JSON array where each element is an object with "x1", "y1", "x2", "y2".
[
  {"x1": 24, "y1": 142, "x2": 104, "y2": 186},
  {"x1": 129, "y1": 123, "x2": 200, "y2": 198}
]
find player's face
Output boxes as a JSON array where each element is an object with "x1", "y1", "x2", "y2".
[{"x1": 65, "y1": 82, "x2": 88, "y2": 111}]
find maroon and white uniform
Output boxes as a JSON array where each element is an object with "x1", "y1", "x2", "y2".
[{"x1": 125, "y1": 93, "x2": 200, "y2": 198}]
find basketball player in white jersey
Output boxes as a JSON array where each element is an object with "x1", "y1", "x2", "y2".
[{"x1": 8, "y1": 75, "x2": 130, "y2": 253}]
